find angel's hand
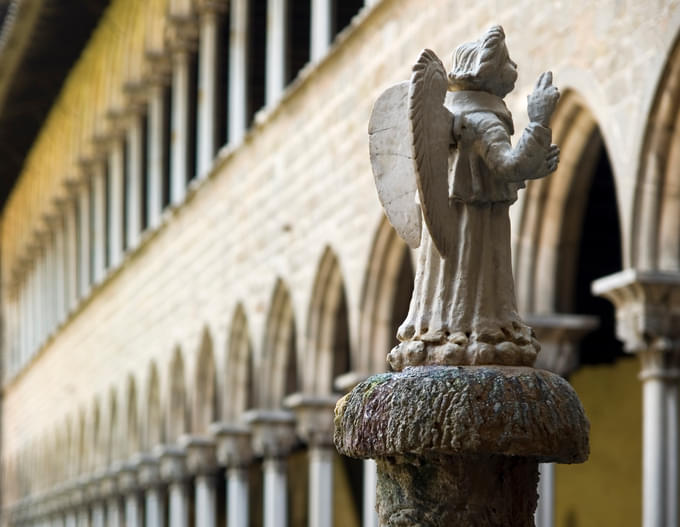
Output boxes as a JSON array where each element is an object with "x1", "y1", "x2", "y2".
[{"x1": 528, "y1": 71, "x2": 560, "y2": 127}]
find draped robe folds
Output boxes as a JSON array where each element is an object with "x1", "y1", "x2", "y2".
[{"x1": 389, "y1": 90, "x2": 553, "y2": 370}]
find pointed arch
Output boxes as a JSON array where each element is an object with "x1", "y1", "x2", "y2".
[
  {"x1": 193, "y1": 327, "x2": 218, "y2": 434},
  {"x1": 145, "y1": 362, "x2": 164, "y2": 449},
  {"x1": 305, "y1": 246, "x2": 351, "y2": 394},
  {"x1": 514, "y1": 90, "x2": 621, "y2": 313},
  {"x1": 261, "y1": 279, "x2": 299, "y2": 408},
  {"x1": 168, "y1": 347, "x2": 189, "y2": 441},
  {"x1": 633, "y1": 34, "x2": 680, "y2": 271},
  {"x1": 76, "y1": 410, "x2": 86, "y2": 477},
  {"x1": 125, "y1": 375, "x2": 140, "y2": 456},
  {"x1": 90, "y1": 397, "x2": 103, "y2": 473},
  {"x1": 359, "y1": 217, "x2": 415, "y2": 374},
  {"x1": 225, "y1": 304, "x2": 254, "y2": 420}
]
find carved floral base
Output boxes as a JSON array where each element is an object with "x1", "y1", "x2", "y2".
[{"x1": 334, "y1": 365, "x2": 589, "y2": 527}]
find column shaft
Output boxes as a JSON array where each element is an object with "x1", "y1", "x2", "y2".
[
  {"x1": 666, "y1": 380, "x2": 679, "y2": 527},
  {"x1": 77, "y1": 182, "x2": 91, "y2": 297},
  {"x1": 36, "y1": 249, "x2": 45, "y2": 347},
  {"x1": 265, "y1": 0, "x2": 287, "y2": 106},
  {"x1": 228, "y1": 0, "x2": 249, "y2": 144},
  {"x1": 65, "y1": 199, "x2": 78, "y2": 313},
  {"x1": 92, "y1": 163, "x2": 107, "y2": 282},
  {"x1": 310, "y1": 0, "x2": 332, "y2": 62},
  {"x1": 263, "y1": 458, "x2": 287, "y2": 527},
  {"x1": 90, "y1": 504, "x2": 105, "y2": 527},
  {"x1": 145, "y1": 487, "x2": 164, "y2": 527},
  {"x1": 535, "y1": 463, "x2": 555, "y2": 527},
  {"x1": 195, "y1": 475, "x2": 217, "y2": 527},
  {"x1": 65, "y1": 512, "x2": 76, "y2": 527},
  {"x1": 147, "y1": 83, "x2": 165, "y2": 229},
  {"x1": 643, "y1": 376, "x2": 666, "y2": 527},
  {"x1": 55, "y1": 219, "x2": 66, "y2": 326},
  {"x1": 107, "y1": 142, "x2": 124, "y2": 269},
  {"x1": 124, "y1": 493, "x2": 143, "y2": 527},
  {"x1": 126, "y1": 114, "x2": 143, "y2": 249},
  {"x1": 169, "y1": 482, "x2": 189, "y2": 527},
  {"x1": 363, "y1": 459, "x2": 378, "y2": 527},
  {"x1": 309, "y1": 447, "x2": 333, "y2": 527},
  {"x1": 76, "y1": 508, "x2": 88, "y2": 527},
  {"x1": 198, "y1": 10, "x2": 218, "y2": 177},
  {"x1": 227, "y1": 467, "x2": 249, "y2": 527},
  {"x1": 171, "y1": 50, "x2": 190, "y2": 206},
  {"x1": 106, "y1": 498, "x2": 121, "y2": 527}
]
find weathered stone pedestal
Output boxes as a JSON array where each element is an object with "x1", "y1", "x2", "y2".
[{"x1": 334, "y1": 366, "x2": 589, "y2": 527}]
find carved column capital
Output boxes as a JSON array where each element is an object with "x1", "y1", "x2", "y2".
[
  {"x1": 165, "y1": 15, "x2": 199, "y2": 54},
  {"x1": 284, "y1": 393, "x2": 339, "y2": 448},
  {"x1": 524, "y1": 313, "x2": 599, "y2": 378},
  {"x1": 154, "y1": 444, "x2": 187, "y2": 483},
  {"x1": 196, "y1": 0, "x2": 228, "y2": 14},
  {"x1": 209, "y1": 422, "x2": 253, "y2": 468},
  {"x1": 114, "y1": 461, "x2": 140, "y2": 494},
  {"x1": 145, "y1": 51, "x2": 172, "y2": 87},
  {"x1": 243, "y1": 409, "x2": 297, "y2": 458},
  {"x1": 132, "y1": 453, "x2": 163, "y2": 488},
  {"x1": 178, "y1": 435, "x2": 217, "y2": 475},
  {"x1": 593, "y1": 269, "x2": 680, "y2": 354}
]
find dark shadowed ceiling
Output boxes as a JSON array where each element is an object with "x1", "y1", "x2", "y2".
[{"x1": 0, "y1": 0, "x2": 110, "y2": 209}]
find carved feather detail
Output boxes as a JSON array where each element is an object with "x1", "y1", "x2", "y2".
[{"x1": 408, "y1": 49, "x2": 456, "y2": 258}]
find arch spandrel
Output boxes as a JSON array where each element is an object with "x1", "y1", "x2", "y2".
[{"x1": 225, "y1": 304, "x2": 254, "y2": 420}]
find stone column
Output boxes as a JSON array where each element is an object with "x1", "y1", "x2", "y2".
[
  {"x1": 145, "y1": 56, "x2": 171, "y2": 230},
  {"x1": 210, "y1": 423, "x2": 253, "y2": 527},
  {"x1": 157, "y1": 445, "x2": 189, "y2": 527},
  {"x1": 167, "y1": 17, "x2": 198, "y2": 206},
  {"x1": 310, "y1": 0, "x2": 332, "y2": 62},
  {"x1": 593, "y1": 269, "x2": 680, "y2": 527},
  {"x1": 125, "y1": 109, "x2": 144, "y2": 250},
  {"x1": 52, "y1": 205, "x2": 66, "y2": 326},
  {"x1": 87, "y1": 478, "x2": 106, "y2": 527},
  {"x1": 180, "y1": 436, "x2": 218, "y2": 527},
  {"x1": 285, "y1": 394, "x2": 338, "y2": 527},
  {"x1": 136, "y1": 454, "x2": 165, "y2": 527},
  {"x1": 91, "y1": 160, "x2": 107, "y2": 283},
  {"x1": 107, "y1": 136, "x2": 125, "y2": 268},
  {"x1": 63, "y1": 188, "x2": 79, "y2": 314},
  {"x1": 99, "y1": 473, "x2": 122, "y2": 527},
  {"x1": 228, "y1": 0, "x2": 249, "y2": 144},
  {"x1": 265, "y1": 0, "x2": 287, "y2": 106},
  {"x1": 76, "y1": 176, "x2": 91, "y2": 298},
  {"x1": 117, "y1": 464, "x2": 143, "y2": 527},
  {"x1": 244, "y1": 410, "x2": 297, "y2": 527},
  {"x1": 196, "y1": 0, "x2": 227, "y2": 178},
  {"x1": 71, "y1": 480, "x2": 89, "y2": 527},
  {"x1": 524, "y1": 313, "x2": 599, "y2": 527}
]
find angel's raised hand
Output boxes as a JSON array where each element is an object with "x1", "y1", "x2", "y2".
[{"x1": 528, "y1": 71, "x2": 560, "y2": 127}]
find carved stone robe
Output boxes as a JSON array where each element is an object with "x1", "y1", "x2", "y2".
[{"x1": 391, "y1": 90, "x2": 552, "y2": 368}]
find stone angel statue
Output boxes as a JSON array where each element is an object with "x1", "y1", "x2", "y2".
[{"x1": 369, "y1": 25, "x2": 560, "y2": 370}]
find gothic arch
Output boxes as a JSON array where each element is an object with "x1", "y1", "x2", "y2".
[
  {"x1": 168, "y1": 347, "x2": 189, "y2": 441},
  {"x1": 358, "y1": 216, "x2": 415, "y2": 374},
  {"x1": 514, "y1": 90, "x2": 618, "y2": 313},
  {"x1": 633, "y1": 33, "x2": 680, "y2": 271},
  {"x1": 76, "y1": 410, "x2": 86, "y2": 477},
  {"x1": 193, "y1": 328, "x2": 218, "y2": 434},
  {"x1": 305, "y1": 246, "x2": 351, "y2": 394},
  {"x1": 89, "y1": 397, "x2": 103, "y2": 473},
  {"x1": 225, "y1": 304, "x2": 254, "y2": 420},
  {"x1": 107, "y1": 387, "x2": 120, "y2": 465},
  {"x1": 145, "y1": 362, "x2": 164, "y2": 449},
  {"x1": 261, "y1": 279, "x2": 299, "y2": 408}
]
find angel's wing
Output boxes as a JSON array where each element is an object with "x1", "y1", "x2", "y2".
[
  {"x1": 408, "y1": 49, "x2": 455, "y2": 258},
  {"x1": 369, "y1": 81, "x2": 422, "y2": 249}
]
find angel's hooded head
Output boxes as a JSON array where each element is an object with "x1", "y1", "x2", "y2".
[{"x1": 448, "y1": 25, "x2": 518, "y2": 98}]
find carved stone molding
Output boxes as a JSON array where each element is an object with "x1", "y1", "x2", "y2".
[
  {"x1": 524, "y1": 313, "x2": 599, "y2": 378},
  {"x1": 133, "y1": 453, "x2": 163, "y2": 488},
  {"x1": 165, "y1": 14, "x2": 199, "y2": 54},
  {"x1": 284, "y1": 392, "x2": 339, "y2": 448},
  {"x1": 178, "y1": 435, "x2": 217, "y2": 475},
  {"x1": 243, "y1": 409, "x2": 297, "y2": 458},
  {"x1": 209, "y1": 422, "x2": 253, "y2": 468},
  {"x1": 592, "y1": 269, "x2": 680, "y2": 355},
  {"x1": 154, "y1": 444, "x2": 187, "y2": 483}
]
